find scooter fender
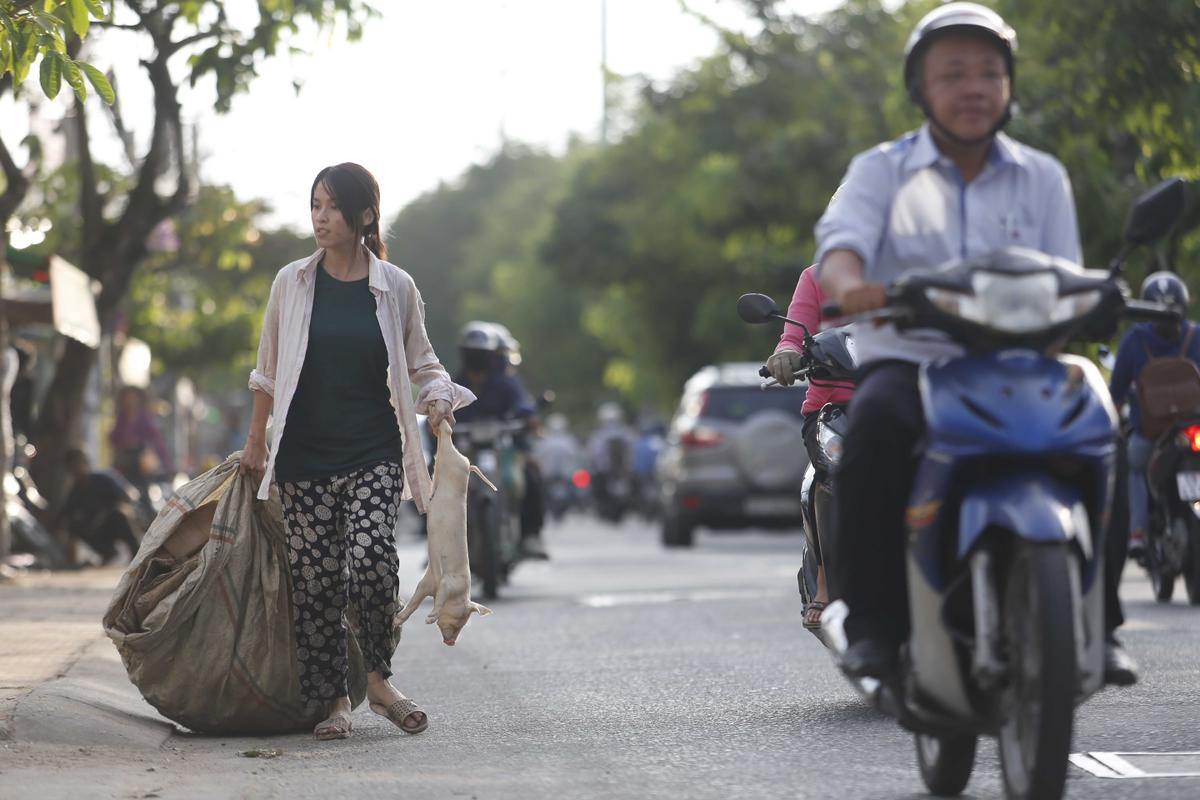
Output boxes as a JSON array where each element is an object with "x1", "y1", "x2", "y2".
[
  {"x1": 909, "y1": 475, "x2": 1105, "y2": 715},
  {"x1": 957, "y1": 473, "x2": 1093, "y2": 560}
]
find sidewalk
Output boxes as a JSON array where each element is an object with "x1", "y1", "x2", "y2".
[{"x1": 0, "y1": 566, "x2": 172, "y2": 746}]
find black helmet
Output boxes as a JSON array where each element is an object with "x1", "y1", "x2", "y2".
[
  {"x1": 1141, "y1": 271, "x2": 1190, "y2": 311},
  {"x1": 903, "y1": 2, "x2": 1017, "y2": 105},
  {"x1": 458, "y1": 321, "x2": 501, "y2": 352}
]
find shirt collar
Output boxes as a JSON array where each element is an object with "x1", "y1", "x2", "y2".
[
  {"x1": 296, "y1": 246, "x2": 390, "y2": 292},
  {"x1": 903, "y1": 123, "x2": 1026, "y2": 175}
]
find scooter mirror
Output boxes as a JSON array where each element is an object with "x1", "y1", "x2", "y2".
[
  {"x1": 736, "y1": 293, "x2": 780, "y2": 324},
  {"x1": 1125, "y1": 177, "x2": 1187, "y2": 245}
]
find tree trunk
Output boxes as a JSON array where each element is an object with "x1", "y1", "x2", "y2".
[
  {"x1": 0, "y1": 235, "x2": 11, "y2": 565},
  {"x1": 29, "y1": 337, "x2": 99, "y2": 510}
]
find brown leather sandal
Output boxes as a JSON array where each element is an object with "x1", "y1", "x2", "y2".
[
  {"x1": 369, "y1": 697, "x2": 428, "y2": 734},
  {"x1": 314, "y1": 710, "x2": 353, "y2": 740}
]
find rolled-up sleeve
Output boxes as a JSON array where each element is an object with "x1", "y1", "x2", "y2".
[
  {"x1": 248, "y1": 274, "x2": 282, "y2": 396},
  {"x1": 403, "y1": 281, "x2": 476, "y2": 413},
  {"x1": 814, "y1": 149, "x2": 894, "y2": 276}
]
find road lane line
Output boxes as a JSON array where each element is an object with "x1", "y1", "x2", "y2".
[{"x1": 578, "y1": 589, "x2": 787, "y2": 608}]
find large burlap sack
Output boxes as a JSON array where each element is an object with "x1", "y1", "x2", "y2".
[{"x1": 103, "y1": 452, "x2": 398, "y2": 735}]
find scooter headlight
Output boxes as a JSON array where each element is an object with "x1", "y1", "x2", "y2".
[
  {"x1": 925, "y1": 271, "x2": 1100, "y2": 334},
  {"x1": 816, "y1": 424, "x2": 844, "y2": 467}
]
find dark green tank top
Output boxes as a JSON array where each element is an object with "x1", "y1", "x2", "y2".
[{"x1": 274, "y1": 264, "x2": 402, "y2": 483}]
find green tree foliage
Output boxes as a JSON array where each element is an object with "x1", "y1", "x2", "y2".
[
  {"x1": 0, "y1": 0, "x2": 114, "y2": 102},
  {"x1": 15, "y1": 0, "x2": 376, "y2": 508},
  {"x1": 387, "y1": 144, "x2": 613, "y2": 419},
  {"x1": 128, "y1": 186, "x2": 310, "y2": 391}
]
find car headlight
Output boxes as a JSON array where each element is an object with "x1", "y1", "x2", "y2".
[
  {"x1": 816, "y1": 424, "x2": 844, "y2": 466},
  {"x1": 925, "y1": 271, "x2": 1100, "y2": 334}
]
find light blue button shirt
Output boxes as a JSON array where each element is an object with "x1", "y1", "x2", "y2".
[{"x1": 815, "y1": 123, "x2": 1082, "y2": 364}]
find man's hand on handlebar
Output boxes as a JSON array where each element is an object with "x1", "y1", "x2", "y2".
[{"x1": 835, "y1": 281, "x2": 889, "y2": 315}]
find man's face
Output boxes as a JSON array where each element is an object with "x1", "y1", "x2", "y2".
[{"x1": 921, "y1": 32, "x2": 1010, "y2": 143}]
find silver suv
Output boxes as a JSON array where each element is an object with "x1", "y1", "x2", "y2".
[{"x1": 657, "y1": 362, "x2": 809, "y2": 547}]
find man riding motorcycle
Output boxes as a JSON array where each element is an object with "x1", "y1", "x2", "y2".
[
  {"x1": 453, "y1": 322, "x2": 549, "y2": 560},
  {"x1": 766, "y1": 264, "x2": 854, "y2": 631},
  {"x1": 1109, "y1": 272, "x2": 1200, "y2": 558},
  {"x1": 816, "y1": 2, "x2": 1137, "y2": 684}
]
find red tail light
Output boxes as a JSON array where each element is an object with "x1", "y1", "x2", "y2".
[
  {"x1": 1184, "y1": 425, "x2": 1200, "y2": 452},
  {"x1": 572, "y1": 469, "x2": 591, "y2": 489},
  {"x1": 680, "y1": 427, "x2": 724, "y2": 448}
]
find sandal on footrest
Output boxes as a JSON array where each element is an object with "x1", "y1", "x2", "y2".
[
  {"x1": 370, "y1": 697, "x2": 429, "y2": 734},
  {"x1": 803, "y1": 601, "x2": 827, "y2": 631}
]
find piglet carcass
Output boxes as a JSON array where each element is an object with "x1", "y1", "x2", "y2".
[{"x1": 396, "y1": 421, "x2": 492, "y2": 644}]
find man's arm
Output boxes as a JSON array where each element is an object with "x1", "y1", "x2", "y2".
[
  {"x1": 813, "y1": 148, "x2": 893, "y2": 313},
  {"x1": 819, "y1": 249, "x2": 888, "y2": 314}
]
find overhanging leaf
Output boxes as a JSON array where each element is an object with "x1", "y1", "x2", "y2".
[
  {"x1": 78, "y1": 61, "x2": 114, "y2": 104},
  {"x1": 63, "y1": 57, "x2": 86, "y2": 101},
  {"x1": 39, "y1": 52, "x2": 61, "y2": 99},
  {"x1": 69, "y1": 0, "x2": 91, "y2": 38}
]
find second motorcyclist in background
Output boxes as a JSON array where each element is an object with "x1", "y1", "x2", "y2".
[
  {"x1": 766, "y1": 264, "x2": 854, "y2": 630},
  {"x1": 1109, "y1": 272, "x2": 1200, "y2": 557},
  {"x1": 453, "y1": 322, "x2": 550, "y2": 560},
  {"x1": 815, "y1": 2, "x2": 1136, "y2": 684}
]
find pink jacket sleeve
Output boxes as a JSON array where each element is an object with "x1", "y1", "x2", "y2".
[{"x1": 775, "y1": 265, "x2": 822, "y2": 354}]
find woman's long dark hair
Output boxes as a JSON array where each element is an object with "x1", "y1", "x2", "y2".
[{"x1": 310, "y1": 163, "x2": 387, "y2": 259}]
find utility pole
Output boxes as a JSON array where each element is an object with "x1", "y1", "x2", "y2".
[{"x1": 600, "y1": 0, "x2": 609, "y2": 144}]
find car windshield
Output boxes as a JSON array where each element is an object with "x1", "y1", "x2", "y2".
[{"x1": 700, "y1": 386, "x2": 805, "y2": 421}]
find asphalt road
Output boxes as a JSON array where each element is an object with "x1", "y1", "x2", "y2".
[{"x1": 6, "y1": 514, "x2": 1200, "y2": 799}]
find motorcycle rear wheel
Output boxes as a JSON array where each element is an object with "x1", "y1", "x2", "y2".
[
  {"x1": 916, "y1": 732, "x2": 977, "y2": 797},
  {"x1": 997, "y1": 543, "x2": 1076, "y2": 800},
  {"x1": 1184, "y1": 523, "x2": 1200, "y2": 605},
  {"x1": 1147, "y1": 537, "x2": 1176, "y2": 603},
  {"x1": 468, "y1": 495, "x2": 501, "y2": 601}
]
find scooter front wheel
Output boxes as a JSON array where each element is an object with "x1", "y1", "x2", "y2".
[
  {"x1": 915, "y1": 731, "x2": 977, "y2": 796},
  {"x1": 997, "y1": 543, "x2": 1076, "y2": 800}
]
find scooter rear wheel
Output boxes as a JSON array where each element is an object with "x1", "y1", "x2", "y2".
[
  {"x1": 997, "y1": 543, "x2": 1076, "y2": 800},
  {"x1": 915, "y1": 732, "x2": 977, "y2": 796}
]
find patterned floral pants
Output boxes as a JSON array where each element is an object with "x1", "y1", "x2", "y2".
[{"x1": 279, "y1": 461, "x2": 404, "y2": 706}]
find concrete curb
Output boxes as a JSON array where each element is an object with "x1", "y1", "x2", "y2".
[{"x1": 9, "y1": 636, "x2": 176, "y2": 750}]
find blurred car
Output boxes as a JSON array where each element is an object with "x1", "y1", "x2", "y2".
[{"x1": 657, "y1": 362, "x2": 809, "y2": 547}]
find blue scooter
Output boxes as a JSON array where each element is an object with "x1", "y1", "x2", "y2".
[{"x1": 741, "y1": 177, "x2": 1187, "y2": 799}]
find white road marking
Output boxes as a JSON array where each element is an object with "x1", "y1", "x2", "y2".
[
  {"x1": 578, "y1": 589, "x2": 787, "y2": 608},
  {"x1": 1071, "y1": 752, "x2": 1200, "y2": 779}
]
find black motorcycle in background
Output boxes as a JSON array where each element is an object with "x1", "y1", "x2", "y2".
[
  {"x1": 452, "y1": 418, "x2": 528, "y2": 600},
  {"x1": 1143, "y1": 414, "x2": 1200, "y2": 603},
  {"x1": 737, "y1": 297, "x2": 857, "y2": 647}
]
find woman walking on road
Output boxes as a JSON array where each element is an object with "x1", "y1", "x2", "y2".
[{"x1": 240, "y1": 162, "x2": 474, "y2": 740}]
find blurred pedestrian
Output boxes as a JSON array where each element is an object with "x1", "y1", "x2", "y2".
[
  {"x1": 109, "y1": 385, "x2": 172, "y2": 490},
  {"x1": 239, "y1": 162, "x2": 475, "y2": 741},
  {"x1": 57, "y1": 448, "x2": 140, "y2": 564}
]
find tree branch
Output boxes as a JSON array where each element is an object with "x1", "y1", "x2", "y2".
[{"x1": 0, "y1": 78, "x2": 31, "y2": 221}]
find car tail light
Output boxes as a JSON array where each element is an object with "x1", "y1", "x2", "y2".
[
  {"x1": 680, "y1": 494, "x2": 704, "y2": 511},
  {"x1": 680, "y1": 427, "x2": 723, "y2": 448},
  {"x1": 1183, "y1": 425, "x2": 1200, "y2": 453},
  {"x1": 572, "y1": 469, "x2": 591, "y2": 489}
]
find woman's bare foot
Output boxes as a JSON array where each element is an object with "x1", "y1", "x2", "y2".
[{"x1": 367, "y1": 672, "x2": 427, "y2": 733}]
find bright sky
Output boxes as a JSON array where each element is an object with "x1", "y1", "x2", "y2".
[{"x1": 4, "y1": 0, "x2": 842, "y2": 235}]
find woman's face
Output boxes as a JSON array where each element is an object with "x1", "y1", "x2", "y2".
[{"x1": 311, "y1": 182, "x2": 356, "y2": 251}]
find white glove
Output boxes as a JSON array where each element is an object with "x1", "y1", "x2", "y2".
[{"x1": 767, "y1": 349, "x2": 804, "y2": 386}]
